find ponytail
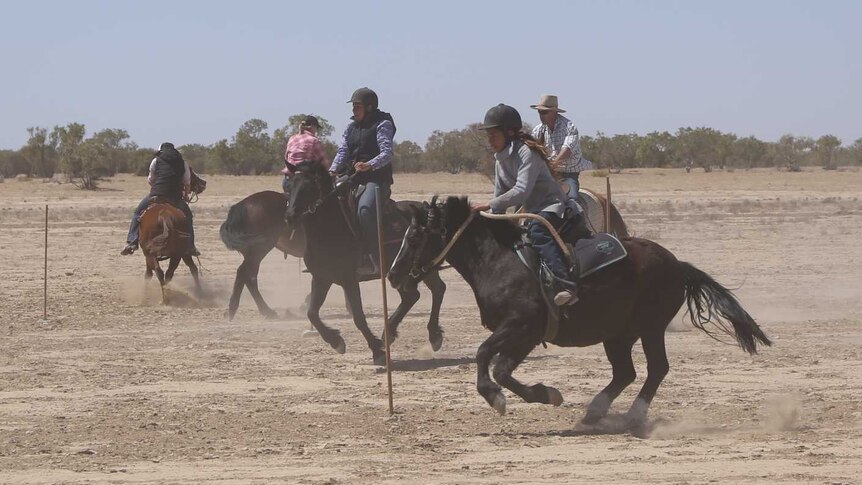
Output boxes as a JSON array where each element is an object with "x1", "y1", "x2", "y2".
[{"x1": 509, "y1": 130, "x2": 558, "y2": 179}]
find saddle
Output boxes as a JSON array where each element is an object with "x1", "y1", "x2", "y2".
[
  {"x1": 514, "y1": 233, "x2": 628, "y2": 343},
  {"x1": 340, "y1": 184, "x2": 403, "y2": 244}
]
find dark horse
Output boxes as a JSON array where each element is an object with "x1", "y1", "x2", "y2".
[
  {"x1": 284, "y1": 160, "x2": 448, "y2": 365},
  {"x1": 388, "y1": 197, "x2": 771, "y2": 430},
  {"x1": 220, "y1": 191, "x2": 306, "y2": 320},
  {"x1": 139, "y1": 200, "x2": 202, "y2": 304}
]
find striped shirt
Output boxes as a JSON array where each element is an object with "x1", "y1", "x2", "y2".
[{"x1": 530, "y1": 114, "x2": 588, "y2": 173}]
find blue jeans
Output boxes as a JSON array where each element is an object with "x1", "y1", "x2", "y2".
[
  {"x1": 282, "y1": 175, "x2": 290, "y2": 193},
  {"x1": 559, "y1": 172, "x2": 580, "y2": 200},
  {"x1": 357, "y1": 181, "x2": 391, "y2": 267},
  {"x1": 528, "y1": 211, "x2": 575, "y2": 288},
  {"x1": 127, "y1": 196, "x2": 195, "y2": 249}
]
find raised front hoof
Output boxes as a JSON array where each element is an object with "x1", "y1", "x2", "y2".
[
  {"x1": 428, "y1": 330, "x2": 444, "y2": 352},
  {"x1": 490, "y1": 392, "x2": 507, "y2": 415},
  {"x1": 546, "y1": 387, "x2": 564, "y2": 407}
]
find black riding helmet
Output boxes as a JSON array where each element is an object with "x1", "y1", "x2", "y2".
[
  {"x1": 348, "y1": 87, "x2": 379, "y2": 111},
  {"x1": 479, "y1": 104, "x2": 522, "y2": 133}
]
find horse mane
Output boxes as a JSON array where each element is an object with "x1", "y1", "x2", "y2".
[{"x1": 441, "y1": 196, "x2": 523, "y2": 247}]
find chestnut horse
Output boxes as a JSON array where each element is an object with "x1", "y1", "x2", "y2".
[{"x1": 139, "y1": 200, "x2": 202, "y2": 304}]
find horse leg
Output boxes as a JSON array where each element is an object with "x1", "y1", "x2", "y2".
[
  {"x1": 475, "y1": 322, "x2": 527, "y2": 415},
  {"x1": 152, "y1": 258, "x2": 167, "y2": 304},
  {"x1": 625, "y1": 330, "x2": 669, "y2": 432},
  {"x1": 182, "y1": 254, "x2": 203, "y2": 298},
  {"x1": 583, "y1": 336, "x2": 638, "y2": 424},
  {"x1": 383, "y1": 284, "x2": 420, "y2": 346},
  {"x1": 164, "y1": 256, "x2": 181, "y2": 285},
  {"x1": 341, "y1": 280, "x2": 385, "y2": 366},
  {"x1": 244, "y1": 251, "x2": 278, "y2": 319},
  {"x1": 492, "y1": 343, "x2": 563, "y2": 406},
  {"x1": 226, "y1": 254, "x2": 249, "y2": 320},
  {"x1": 422, "y1": 271, "x2": 447, "y2": 351},
  {"x1": 306, "y1": 276, "x2": 344, "y2": 353}
]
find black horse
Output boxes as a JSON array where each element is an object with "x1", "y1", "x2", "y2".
[
  {"x1": 388, "y1": 196, "x2": 771, "y2": 430},
  {"x1": 220, "y1": 191, "x2": 306, "y2": 320},
  {"x1": 284, "y1": 161, "x2": 448, "y2": 365}
]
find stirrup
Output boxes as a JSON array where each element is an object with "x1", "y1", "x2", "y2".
[{"x1": 554, "y1": 289, "x2": 578, "y2": 306}]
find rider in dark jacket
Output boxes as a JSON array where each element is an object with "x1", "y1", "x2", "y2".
[
  {"x1": 328, "y1": 87, "x2": 396, "y2": 276},
  {"x1": 120, "y1": 142, "x2": 198, "y2": 256}
]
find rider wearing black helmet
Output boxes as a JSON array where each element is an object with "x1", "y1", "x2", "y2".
[
  {"x1": 120, "y1": 142, "x2": 198, "y2": 256},
  {"x1": 329, "y1": 87, "x2": 396, "y2": 276},
  {"x1": 472, "y1": 104, "x2": 582, "y2": 305}
]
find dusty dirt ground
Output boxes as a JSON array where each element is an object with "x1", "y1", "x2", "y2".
[{"x1": 1, "y1": 168, "x2": 861, "y2": 484}]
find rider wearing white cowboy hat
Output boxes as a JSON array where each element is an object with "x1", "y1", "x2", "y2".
[{"x1": 530, "y1": 94, "x2": 590, "y2": 201}]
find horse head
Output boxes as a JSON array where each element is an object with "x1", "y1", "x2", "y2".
[
  {"x1": 284, "y1": 160, "x2": 333, "y2": 221},
  {"x1": 389, "y1": 195, "x2": 449, "y2": 290}
]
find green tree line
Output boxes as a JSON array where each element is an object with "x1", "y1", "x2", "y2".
[{"x1": 1, "y1": 116, "x2": 860, "y2": 189}]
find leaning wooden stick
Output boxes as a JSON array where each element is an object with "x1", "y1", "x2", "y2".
[
  {"x1": 375, "y1": 186, "x2": 394, "y2": 414},
  {"x1": 44, "y1": 204, "x2": 48, "y2": 321},
  {"x1": 605, "y1": 176, "x2": 612, "y2": 233}
]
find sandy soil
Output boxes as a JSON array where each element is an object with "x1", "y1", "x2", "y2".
[{"x1": 1, "y1": 168, "x2": 861, "y2": 484}]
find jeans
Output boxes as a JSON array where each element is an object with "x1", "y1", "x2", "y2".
[
  {"x1": 127, "y1": 196, "x2": 195, "y2": 249},
  {"x1": 559, "y1": 172, "x2": 580, "y2": 200},
  {"x1": 528, "y1": 211, "x2": 576, "y2": 288},
  {"x1": 282, "y1": 175, "x2": 290, "y2": 193},
  {"x1": 357, "y1": 181, "x2": 391, "y2": 267}
]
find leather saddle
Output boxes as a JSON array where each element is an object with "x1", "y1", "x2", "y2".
[{"x1": 514, "y1": 233, "x2": 628, "y2": 343}]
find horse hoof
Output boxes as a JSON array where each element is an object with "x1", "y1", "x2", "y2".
[
  {"x1": 625, "y1": 397, "x2": 650, "y2": 430},
  {"x1": 263, "y1": 310, "x2": 279, "y2": 320},
  {"x1": 224, "y1": 308, "x2": 235, "y2": 321},
  {"x1": 373, "y1": 352, "x2": 386, "y2": 367},
  {"x1": 546, "y1": 387, "x2": 564, "y2": 407},
  {"x1": 429, "y1": 332, "x2": 443, "y2": 352},
  {"x1": 332, "y1": 337, "x2": 346, "y2": 354},
  {"x1": 582, "y1": 393, "x2": 611, "y2": 424},
  {"x1": 490, "y1": 392, "x2": 507, "y2": 416}
]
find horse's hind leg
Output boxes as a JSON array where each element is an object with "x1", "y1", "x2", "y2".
[
  {"x1": 625, "y1": 329, "x2": 669, "y2": 432},
  {"x1": 422, "y1": 271, "x2": 447, "y2": 351},
  {"x1": 583, "y1": 336, "x2": 638, "y2": 425},
  {"x1": 152, "y1": 258, "x2": 167, "y2": 304},
  {"x1": 492, "y1": 344, "x2": 562, "y2": 407},
  {"x1": 244, "y1": 249, "x2": 278, "y2": 319},
  {"x1": 342, "y1": 279, "x2": 385, "y2": 366},
  {"x1": 164, "y1": 256, "x2": 181, "y2": 284},
  {"x1": 183, "y1": 254, "x2": 203, "y2": 297}
]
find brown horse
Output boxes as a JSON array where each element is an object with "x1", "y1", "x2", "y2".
[{"x1": 139, "y1": 200, "x2": 202, "y2": 304}]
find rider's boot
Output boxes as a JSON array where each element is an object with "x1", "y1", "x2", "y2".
[{"x1": 120, "y1": 241, "x2": 138, "y2": 256}]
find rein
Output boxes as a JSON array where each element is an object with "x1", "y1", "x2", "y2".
[
  {"x1": 301, "y1": 173, "x2": 358, "y2": 217},
  {"x1": 409, "y1": 210, "x2": 572, "y2": 279}
]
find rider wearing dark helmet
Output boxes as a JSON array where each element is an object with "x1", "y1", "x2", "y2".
[
  {"x1": 472, "y1": 104, "x2": 583, "y2": 305},
  {"x1": 329, "y1": 87, "x2": 396, "y2": 276},
  {"x1": 120, "y1": 142, "x2": 198, "y2": 256}
]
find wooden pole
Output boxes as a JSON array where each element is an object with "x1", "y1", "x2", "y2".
[
  {"x1": 43, "y1": 204, "x2": 48, "y2": 320},
  {"x1": 605, "y1": 177, "x2": 612, "y2": 233},
  {"x1": 375, "y1": 186, "x2": 394, "y2": 414}
]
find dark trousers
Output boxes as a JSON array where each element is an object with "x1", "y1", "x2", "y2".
[
  {"x1": 357, "y1": 181, "x2": 391, "y2": 266},
  {"x1": 528, "y1": 211, "x2": 575, "y2": 287},
  {"x1": 127, "y1": 196, "x2": 194, "y2": 248}
]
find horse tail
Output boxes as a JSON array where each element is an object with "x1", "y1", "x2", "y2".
[
  {"x1": 220, "y1": 202, "x2": 269, "y2": 251},
  {"x1": 680, "y1": 261, "x2": 771, "y2": 354},
  {"x1": 149, "y1": 212, "x2": 174, "y2": 255}
]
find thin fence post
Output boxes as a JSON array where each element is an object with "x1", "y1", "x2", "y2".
[
  {"x1": 44, "y1": 204, "x2": 48, "y2": 321},
  {"x1": 605, "y1": 177, "x2": 612, "y2": 233},
  {"x1": 375, "y1": 186, "x2": 394, "y2": 415}
]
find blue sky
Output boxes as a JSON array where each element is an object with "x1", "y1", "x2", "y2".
[{"x1": 0, "y1": 0, "x2": 859, "y2": 149}]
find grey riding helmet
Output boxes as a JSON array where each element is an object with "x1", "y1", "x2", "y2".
[
  {"x1": 479, "y1": 104, "x2": 522, "y2": 132},
  {"x1": 348, "y1": 87, "x2": 379, "y2": 111}
]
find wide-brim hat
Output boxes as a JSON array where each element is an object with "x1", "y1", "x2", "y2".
[{"x1": 530, "y1": 94, "x2": 566, "y2": 113}]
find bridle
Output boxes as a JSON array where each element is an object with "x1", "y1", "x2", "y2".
[
  {"x1": 405, "y1": 207, "x2": 477, "y2": 280},
  {"x1": 294, "y1": 171, "x2": 357, "y2": 218}
]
